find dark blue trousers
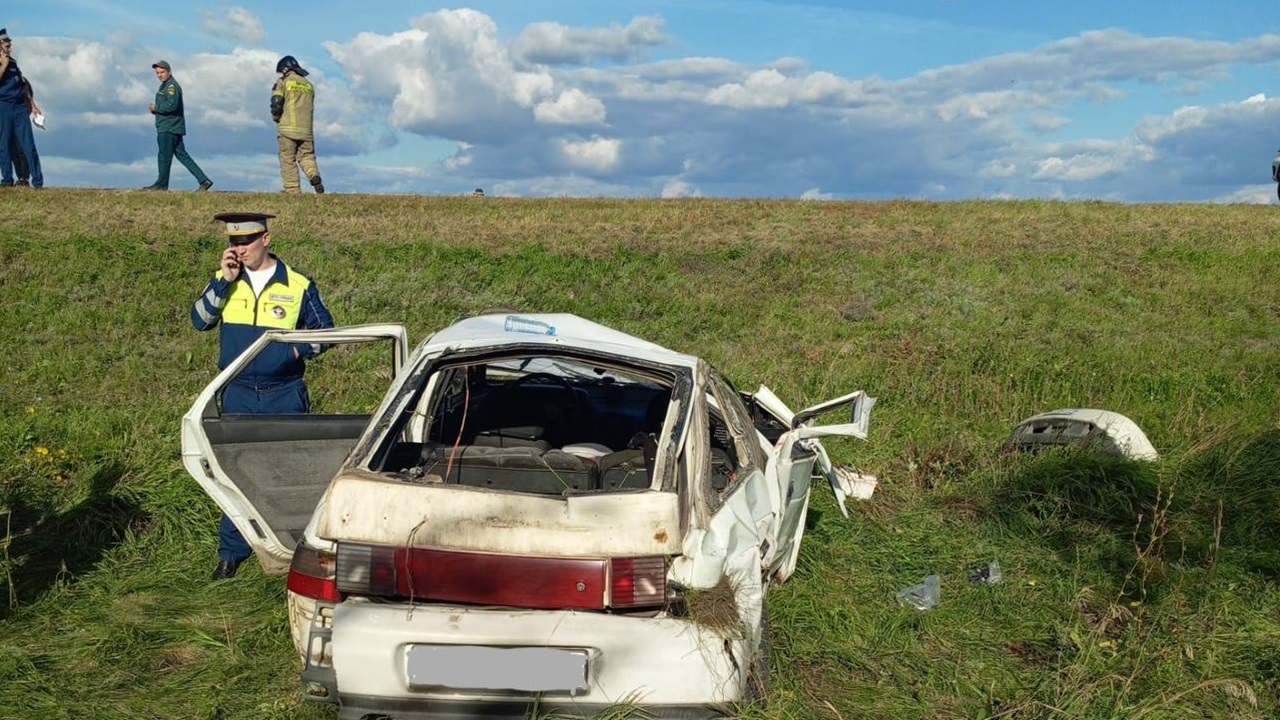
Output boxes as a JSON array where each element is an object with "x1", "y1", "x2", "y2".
[
  {"x1": 0, "y1": 102, "x2": 42, "y2": 187},
  {"x1": 218, "y1": 377, "x2": 310, "y2": 564},
  {"x1": 10, "y1": 130, "x2": 29, "y2": 180}
]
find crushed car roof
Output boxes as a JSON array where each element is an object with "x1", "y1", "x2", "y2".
[{"x1": 422, "y1": 313, "x2": 702, "y2": 369}]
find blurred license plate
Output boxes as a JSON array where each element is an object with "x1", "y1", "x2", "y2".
[{"x1": 405, "y1": 645, "x2": 589, "y2": 695}]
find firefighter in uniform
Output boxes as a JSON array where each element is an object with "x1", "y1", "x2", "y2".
[
  {"x1": 191, "y1": 212, "x2": 334, "y2": 579},
  {"x1": 271, "y1": 56, "x2": 324, "y2": 194}
]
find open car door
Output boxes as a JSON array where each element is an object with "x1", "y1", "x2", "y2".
[
  {"x1": 749, "y1": 386, "x2": 876, "y2": 583},
  {"x1": 180, "y1": 324, "x2": 408, "y2": 573}
]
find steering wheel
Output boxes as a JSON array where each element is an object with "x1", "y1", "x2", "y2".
[
  {"x1": 506, "y1": 372, "x2": 575, "y2": 393},
  {"x1": 501, "y1": 371, "x2": 583, "y2": 417}
]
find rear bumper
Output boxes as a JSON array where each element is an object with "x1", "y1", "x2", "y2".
[
  {"x1": 320, "y1": 599, "x2": 746, "y2": 715},
  {"x1": 336, "y1": 695, "x2": 724, "y2": 720}
]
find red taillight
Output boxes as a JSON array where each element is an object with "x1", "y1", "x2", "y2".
[
  {"x1": 335, "y1": 543, "x2": 668, "y2": 611},
  {"x1": 287, "y1": 544, "x2": 343, "y2": 602},
  {"x1": 609, "y1": 556, "x2": 667, "y2": 609},
  {"x1": 335, "y1": 543, "x2": 398, "y2": 596}
]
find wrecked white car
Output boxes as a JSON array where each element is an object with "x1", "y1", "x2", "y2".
[{"x1": 181, "y1": 313, "x2": 874, "y2": 719}]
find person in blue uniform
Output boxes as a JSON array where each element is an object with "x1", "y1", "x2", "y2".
[
  {"x1": 0, "y1": 28, "x2": 43, "y2": 189},
  {"x1": 191, "y1": 212, "x2": 334, "y2": 578},
  {"x1": 9, "y1": 77, "x2": 40, "y2": 185}
]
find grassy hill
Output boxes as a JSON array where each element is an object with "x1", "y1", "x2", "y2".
[{"x1": 0, "y1": 189, "x2": 1277, "y2": 719}]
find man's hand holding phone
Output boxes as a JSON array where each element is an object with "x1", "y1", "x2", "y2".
[{"x1": 220, "y1": 247, "x2": 242, "y2": 282}]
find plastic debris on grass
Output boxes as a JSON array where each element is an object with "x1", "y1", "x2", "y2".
[
  {"x1": 968, "y1": 560, "x2": 1003, "y2": 585},
  {"x1": 896, "y1": 574, "x2": 940, "y2": 611}
]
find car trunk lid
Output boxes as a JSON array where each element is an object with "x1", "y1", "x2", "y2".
[{"x1": 314, "y1": 472, "x2": 683, "y2": 557}]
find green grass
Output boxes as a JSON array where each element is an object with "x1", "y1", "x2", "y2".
[{"x1": 0, "y1": 189, "x2": 1277, "y2": 719}]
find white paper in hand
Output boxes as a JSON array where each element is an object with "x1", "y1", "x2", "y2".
[{"x1": 32, "y1": 113, "x2": 46, "y2": 130}]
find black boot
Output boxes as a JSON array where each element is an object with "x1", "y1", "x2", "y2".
[
  {"x1": 211, "y1": 559, "x2": 242, "y2": 580},
  {"x1": 310, "y1": 175, "x2": 325, "y2": 194}
]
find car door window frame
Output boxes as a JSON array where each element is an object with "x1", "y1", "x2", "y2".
[{"x1": 703, "y1": 372, "x2": 767, "y2": 509}]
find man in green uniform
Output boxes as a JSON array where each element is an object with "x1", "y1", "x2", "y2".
[
  {"x1": 144, "y1": 60, "x2": 213, "y2": 191},
  {"x1": 271, "y1": 56, "x2": 324, "y2": 194}
]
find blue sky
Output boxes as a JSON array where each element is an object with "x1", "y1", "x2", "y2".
[{"x1": 8, "y1": 1, "x2": 1280, "y2": 200}]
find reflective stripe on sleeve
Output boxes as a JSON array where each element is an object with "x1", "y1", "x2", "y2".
[
  {"x1": 204, "y1": 288, "x2": 226, "y2": 308},
  {"x1": 194, "y1": 302, "x2": 218, "y2": 326}
]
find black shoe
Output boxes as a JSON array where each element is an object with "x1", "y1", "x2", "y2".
[
  {"x1": 15, "y1": 179, "x2": 29, "y2": 187},
  {"x1": 310, "y1": 175, "x2": 325, "y2": 194},
  {"x1": 198, "y1": 179, "x2": 213, "y2": 191},
  {"x1": 141, "y1": 185, "x2": 166, "y2": 191},
  {"x1": 211, "y1": 559, "x2": 242, "y2": 580}
]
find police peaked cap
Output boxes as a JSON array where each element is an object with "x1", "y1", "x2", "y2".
[
  {"x1": 276, "y1": 55, "x2": 309, "y2": 76},
  {"x1": 214, "y1": 212, "x2": 277, "y2": 236}
]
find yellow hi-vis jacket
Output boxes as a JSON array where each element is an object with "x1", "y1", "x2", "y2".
[
  {"x1": 190, "y1": 256, "x2": 334, "y2": 382},
  {"x1": 271, "y1": 70, "x2": 315, "y2": 141}
]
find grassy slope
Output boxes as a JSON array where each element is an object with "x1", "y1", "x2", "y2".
[{"x1": 0, "y1": 189, "x2": 1277, "y2": 719}]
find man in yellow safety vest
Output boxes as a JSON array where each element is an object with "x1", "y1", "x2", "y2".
[{"x1": 191, "y1": 212, "x2": 334, "y2": 578}]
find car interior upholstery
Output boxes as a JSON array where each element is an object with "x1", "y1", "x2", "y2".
[{"x1": 379, "y1": 362, "x2": 676, "y2": 495}]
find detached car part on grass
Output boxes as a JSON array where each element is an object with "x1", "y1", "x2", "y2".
[
  {"x1": 180, "y1": 313, "x2": 875, "y2": 719},
  {"x1": 1005, "y1": 408, "x2": 1158, "y2": 461}
]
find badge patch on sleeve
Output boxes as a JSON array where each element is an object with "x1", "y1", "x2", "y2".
[{"x1": 168, "y1": 87, "x2": 176, "y2": 95}]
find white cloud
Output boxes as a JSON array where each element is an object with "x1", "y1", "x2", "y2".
[
  {"x1": 1209, "y1": 185, "x2": 1275, "y2": 204},
  {"x1": 706, "y1": 69, "x2": 789, "y2": 109},
  {"x1": 534, "y1": 89, "x2": 606, "y2": 125},
  {"x1": 661, "y1": 179, "x2": 700, "y2": 198},
  {"x1": 705, "y1": 68, "x2": 867, "y2": 109},
  {"x1": 937, "y1": 90, "x2": 1029, "y2": 121},
  {"x1": 629, "y1": 57, "x2": 744, "y2": 80},
  {"x1": 978, "y1": 160, "x2": 1018, "y2": 178},
  {"x1": 561, "y1": 136, "x2": 621, "y2": 171},
  {"x1": 514, "y1": 16, "x2": 668, "y2": 65},
  {"x1": 325, "y1": 9, "x2": 555, "y2": 141},
  {"x1": 200, "y1": 7, "x2": 266, "y2": 46},
  {"x1": 1027, "y1": 113, "x2": 1071, "y2": 132},
  {"x1": 20, "y1": 39, "x2": 136, "y2": 106},
  {"x1": 1243, "y1": 93, "x2": 1267, "y2": 104},
  {"x1": 800, "y1": 188, "x2": 834, "y2": 200},
  {"x1": 493, "y1": 174, "x2": 635, "y2": 198},
  {"x1": 911, "y1": 30, "x2": 1280, "y2": 97},
  {"x1": 442, "y1": 147, "x2": 473, "y2": 171},
  {"x1": 1033, "y1": 154, "x2": 1125, "y2": 182},
  {"x1": 77, "y1": 111, "x2": 150, "y2": 128}
]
